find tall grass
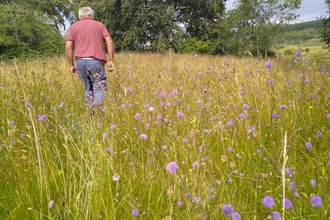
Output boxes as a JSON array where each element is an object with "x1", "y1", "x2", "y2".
[{"x1": 0, "y1": 52, "x2": 329, "y2": 219}]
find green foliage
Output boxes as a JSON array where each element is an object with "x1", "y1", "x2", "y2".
[
  {"x1": 0, "y1": 1, "x2": 65, "y2": 60},
  {"x1": 181, "y1": 38, "x2": 212, "y2": 54},
  {"x1": 227, "y1": 0, "x2": 302, "y2": 58}
]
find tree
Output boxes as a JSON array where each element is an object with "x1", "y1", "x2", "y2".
[
  {"x1": 227, "y1": 0, "x2": 302, "y2": 57},
  {"x1": 0, "y1": 1, "x2": 65, "y2": 59},
  {"x1": 321, "y1": 0, "x2": 330, "y2": 47},
  {"x1": 78, "y1": 0, "x2": 227, "y2": 52}
]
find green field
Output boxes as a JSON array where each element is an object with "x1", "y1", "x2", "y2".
[{"x1": 0, "y1": 53, "x2": 329, "y2": 219}]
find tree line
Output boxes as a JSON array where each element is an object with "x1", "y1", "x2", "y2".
[{"x1": 1, "y1": 0, "x2": 329, "y2": 60}]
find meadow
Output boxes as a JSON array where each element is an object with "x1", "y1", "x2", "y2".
[{"x1": 0, "y1": 52, "x2": 329, "y2": 219}]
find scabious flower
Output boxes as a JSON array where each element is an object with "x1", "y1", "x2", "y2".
[
  {"x1": 132, "y1": 209, "x2": 139, "y2": 216},
  {"x1": 295, "y1": 50, "x2": 302, "y2": 57},
  {"x1": 112, "y1": 173, "x2": 120, "y2": 181},
  {"x1": 282, "y1": 198, "x2": 293, "y2": 209},
  {"x1": 102, "y1": 133, "x2": 108, "y2": 140},
  {"x1": 166, "y1": 161, "x2": 178, "y2": 174},
  {"x1": 262, "y1": 196, "x2": 275, "y2": 208},
  {"x1": 306, "y1": 142, "x2": 312, "y2": 151},
  {"x1": 222, "y1": 204, "x2": 234, "y2": 216},
  {"x1": 139, "y1": 134, "x2": 148, "y2": 140},
  {"x1": 231, "y1": 212, "x2": 241, "y2": 220},
  {"x1": 177, "y1": 112, "x2": 184, "y2": 118},
  {"x1": 310, "y1": 195, "x2": 322, "y2": 207},
  {"x1": 271, "y1": 211, "x2": 281, "y2": 220},
  {"x1": 310, "y1": 179, "x2": 317, "y2": 187},
  {"x1": 280, "y1": 105, "x2": 287, "y2": 110},
  {"x1": 327, "y1": 113, "x2": 330, "y2": 119},
  {"x1": 266, "y1": 61, "x2": 273, "y2": 71},
  {"x1": 38, "y1": 115, "x2": 47, "y2": 122},
  {"x1": 134, "y1": 113, "x2": 142, "y2": 120}
]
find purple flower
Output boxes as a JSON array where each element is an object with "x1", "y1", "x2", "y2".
[
  {"x1": 282, "y1": 198, "x2": 293, "y2": 209},
  {"x1": 8, "y1": 121, "x2": 14, "y2": 126},
  {"x1": 139, "y1": 134, "x2": 148, "y2": 140},
  {"x1": 266, "y1": 61, "x2": 273, "y2": 71},
  {"x1": 306, "y1": 142, "x2": 312, "y2": 151},
  {"x1": 262, "y1": 196, "x2": 275, "y2": 208},
  {"x1": 177, "y1": 112, "x2": 184, "y2": 118},
  {"x1": 25, "y1": 103, "x2": 31, "y2": 108},
  {"x1": 327, "y1": 113, "x2": 330, "y2": 118},
  {"x1": 38, "y1": 115, "x2": 47, "y2": 122},
  {"x1": 156, "y1": 115, "x2": 162, "y2": 120},
  {"x1": 286, "y1": 168, "x2": 294, "y2": 177},
  {"x1": 132, "y1": 209, "x2": 139, "y2": 216},
  {"x1": 194, "y1": 54, "x2": 198, "y2": 58},
  {"x1": 243, "y1": 104, "x2": 250, "y2": 110},
  {"x1": 310, "y1": 179, "x2": 317, "y2": 187},
  {"x1": 295, "y1": 50, "x2": 302, "y2": 57},
  {"x1": 289, "y1": 181, "x2": 296, "y2": 189},
  {"x1": 321, "y1": 65, "x2": 326, "y2": 72},
  {"x1": 134, "y1": 113, "x2": 142, "y2": 120},
  {"x1": 280, "y1": 105, "x2": 287, "y2": 110},
  {"x1": 222, "y1": 204, "x2": 234, "y2": 216},
  {"x1": 239, "y1": 113, "x2": 246, "y2": 119},
  {"x1": 166, "y1": 161, "x2": 178, "y2": 174},
  {"x1": 102, "y1": 133, "x2": 108, "y2": 139},
  {"x1": 310, "y1": 195, "x2": 322, "y2": 207},
  {"x1": 231, "y1": 212, "x2": 241, "y2": 220},
  {"x1": 271, "y1": 211, "x2": 281, "y2": 220},
  {"x1": 177, "y1": 201, "x2": 183, "y2": 207}
]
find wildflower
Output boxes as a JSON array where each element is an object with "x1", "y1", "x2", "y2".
[
  {"x1": 132, "y1": 209, "x2": 139, "y2": 216},
  {"x1": 310, "y1": 195, "x2": 322, "y2": 207},
  {"x1": 139, "y1": 134, "x2": 148, "y2": 140},
  {"x1": 289, "y1": 181, "x2": 296, "y2": 189},
  {"x1": 310, "y1": 179, "x2": 317, "y2": 187},
  {"x1": 59, "y1": 102, "x2": 64, "y2": 108},
  {"x1": 149, "y1": 107, "x2": 155, "y2": 112},
  {"x1": 262, "y1": 196, "x2": 275, "y2": 208},
  {"x1": 156, "y1": 115, "x2": 162, "y2": 120},
  {"x1": 286, "y1": 168, "x2": 294, "y2": 177},
  {"x1": 48, "y1": 200, "x2": 54, "y2": 208},
  {"x1": 243, "y1": 104, "x2": 250, "y2": 110},
  {"x1": 231, "y1": 212, "x2": 241, "y2": 220},
  {"x1": 38, "y1": 115, "x2": 47, "y2": 122},
  {"x1": 162, "y1": 145, "x2": 167, "y2": 150},
  {"x1": 306, "y1": 142, "x2": 312, "y2": 151},
  {"x1": 112, "y1": 173, "x2": 120, "y2": 181},
  {"x1": 239, "y1": 113, "x2": 246, "y2": 119},
  {"x1": 321, "y1": 65, "x2": 326, "y2": 72},
  {"x1": 194, "y1": 54, "x2": 198, "y2": 58},
  {"x1": 316, "y1": 131, "x2": 322, "y2": 136},
  {"x1": 268, "y1": 79, "x2": 274, "y2": 85},
  {"x1": 166, "y1": 161, "x2": 178, "y2": 174},
  {"x1": 326, "y1": 113, "x2": 330, "y2": 118},
  {"x1": 177, "y1": 201, "x2": 183, "y2": 207},
  {"x1": 280, "y1": 105, "x2": 287, "y2": 110},
  {"x1": 265, "y1": 61, "x2": 273, "y2": 71},
  {"x1": 192, "y1": 196, "x2": 201, "y2": 204},
  {"x1": 222, "y1": 204, "x2": 234, "y2": 216},
  {"x1": 177, "y1": 112, "x2": 184, "y2": 118},
  {"x1": 134, "y1": 113, "x2": 142, "y2": 120},
  {"x1": 227, "y1": 119, "x2": 234, "y2": 126},
  {"x1": 8, "y1": 121, "x2": 14, "y2": 126},
  {"x1": 271, "y1": 212, "x2": 281, "y2": 220},
  {"x1": 25, "y1": 103, "x2": 31, "y2": 107},
  {"x1": 282, "y1": 198, "x2": 293, "y2": 209},
  {"x1": 102, "y1": 133, "x2": 108, "y2": 140},
  {"x1": 295, "y1": 50, "x2": 302, "y2": 57}
]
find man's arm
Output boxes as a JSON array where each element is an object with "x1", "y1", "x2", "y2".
[
  {"x1": 105, "y1": 36, "x2": 115, "y2": 72},
  {"x1": 65, "y1": 40, "x2": 78, "y2": 76}
]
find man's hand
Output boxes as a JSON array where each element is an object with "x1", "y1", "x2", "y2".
[
  {"x1": 70, "y1": 66, "x2": 78, "y2": 76},
  {"x1": 108, "y1": 61, "x2": 115, "y2": 72}
]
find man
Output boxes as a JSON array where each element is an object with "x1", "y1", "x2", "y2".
[{"x1": 66, "y1": 6, "x2": 115, "y2": 110}]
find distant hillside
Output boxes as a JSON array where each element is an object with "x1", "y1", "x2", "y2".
[{"x1": 285, "y1": 20, "x2": 324, "y2": 32}]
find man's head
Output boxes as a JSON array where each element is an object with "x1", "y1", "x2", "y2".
[{"x1": 78, "y1": 7, "x2": 94, "y2": 19}]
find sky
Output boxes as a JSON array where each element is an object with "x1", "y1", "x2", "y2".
[{"x1": 225, "y1": 0, "x2": 328, "y2": 22}]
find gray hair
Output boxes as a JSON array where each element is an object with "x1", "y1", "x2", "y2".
[{"x1": 78, "y1": 7, "x2": 94, "y2": 19}]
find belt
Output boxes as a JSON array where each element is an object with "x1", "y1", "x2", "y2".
[{"x1": 78, "y1": 57, "x2": 95, "y2": 60}]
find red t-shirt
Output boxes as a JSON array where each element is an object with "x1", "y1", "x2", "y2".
[{"x1": 66, "y1": 18, "x2": 110, "y2": 66}]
